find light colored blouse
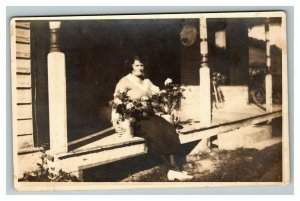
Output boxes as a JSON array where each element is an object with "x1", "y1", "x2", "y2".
[{"x1": 111, "y1": 73, "x2": 159, "y2": 122}]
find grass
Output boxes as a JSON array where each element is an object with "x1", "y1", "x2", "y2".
[{"x1": 123, "y1": 142, "x2": 282, "y2": 182}]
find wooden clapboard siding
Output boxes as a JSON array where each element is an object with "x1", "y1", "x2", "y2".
[
  {"x1": 15, "y1": 21, "x2": 34, "y2": 151},
  {"x1": 17, "y1": 119, "x2": 33, "y2": 135},
  {"x1": 17, "y1": 89, "x2": 32, "y2": 104},
  {"x1": 16, "y1": 21, "x2": 30, "y2": 29},
  {"x1": 16, "y1": 43, "x2": 30, "y2": 58},
  {"x1": 17, "y1": 74, "x2": 31, "y2": 88},
  {"x1": 16, "y1": 59, "x2": 31, "y2": 73},
  {"x1": 17, "y1": 105, "x2": 32, "y2": 119},
  {"x1": 16, "y1": 28, "x2": 30, "y2": 43},
  {"x1": 18, "y1": 134, "x2": 34, "y2": 149}
]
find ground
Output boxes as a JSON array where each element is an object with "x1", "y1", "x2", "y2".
[
  {"x1": 82, "y1": 140, "x2": 282, "y2": 182},
  {"x1": 121, "y1": 142, "x2": 282, "y2": 182}
]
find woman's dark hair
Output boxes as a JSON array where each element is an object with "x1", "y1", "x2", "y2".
[
  {"x1": 125, "y1": 54, "x2": 147, "y2": 73},
  {"x1": 129, "y1": 55, "x2": 146, "y2": 65}
]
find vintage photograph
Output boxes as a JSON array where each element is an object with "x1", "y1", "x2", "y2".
[{"x1": 10, "y1": 11, "x2": 289, "y2": 190}]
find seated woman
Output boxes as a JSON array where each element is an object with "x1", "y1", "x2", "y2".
[{"x1": 111, "y1": 55, "x2": 193, "y2": 181}]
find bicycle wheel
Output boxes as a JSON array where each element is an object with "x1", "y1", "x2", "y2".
[{"x1": 250, "y1": 86, "x2": 265, "y2": 104}]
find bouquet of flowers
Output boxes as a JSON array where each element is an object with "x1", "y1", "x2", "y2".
[
  {"x1": 109, "y1": 90, "x2": 154, "y2": 123},
  {"x1": 151, "y1": 78, "x2": 185, "y2": 115}
]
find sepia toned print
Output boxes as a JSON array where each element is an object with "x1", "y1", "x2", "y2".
[{"x1": 10, "y1": 11, "x2": 289, "y2": 191}]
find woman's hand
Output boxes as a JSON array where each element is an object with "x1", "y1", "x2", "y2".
[{"x1": 112, "y1": 120, "x2": 126, "y2": 133}]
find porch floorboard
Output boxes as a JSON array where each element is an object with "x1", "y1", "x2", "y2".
[
  {"x1": 66, "y1": 104, "x2": 282, "y2": 156},
  {"x1": 57, "y1": 104, "x2": 282, "y2": 177}
]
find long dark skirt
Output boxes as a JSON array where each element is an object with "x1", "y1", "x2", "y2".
[{"x1": 135, "y1": 115, "x2": 182, "y2": 156}]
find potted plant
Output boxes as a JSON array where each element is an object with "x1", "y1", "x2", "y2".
[
  {"x1": 109, "y1": 90, "x2": 154, "y2": 138},
  {"x1": 151, "y1": 78, "x2": 185, "y2": 124}
]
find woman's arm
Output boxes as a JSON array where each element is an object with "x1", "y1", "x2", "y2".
[
  {"x1": 111, "y1": 79, "x2": 126, "y2": 122},
  {"x1": 111, "y1": 108, "x2": 120, "y2": 123},
  {"x1": 111, "y1": 79, "x2": 127, "y2": 133},
  {"x1": 147, "y1": 79, "x2": 160, "y2": 95}
]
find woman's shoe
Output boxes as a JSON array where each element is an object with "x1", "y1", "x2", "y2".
[
  {"x1": 167, "y1": 170, "x2": 193, "y2": 181},
  {"x1": 182, "y1": 171, "x2": 194, "y2": 179}
]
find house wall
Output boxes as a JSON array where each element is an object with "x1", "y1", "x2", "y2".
[
  {"x1": 180, "y1": 19, "x2": 251, "y2": 117},
  {"x1": 179, "y1": 20, "x2": 200, "y2": 86},
  {"x1": 30, "y1": 21, "x2": 50, "y2": 148},
  {"x1": 249, "y1": 46, "x2": 266, "y2": 65},
  {"x1": 15, "y1": 21, "x2": 35, "y2": 151},
  {"x1": 226, "y1": 19, "x2": 250, "y2": 85},
  {"x1": 26, "y1": 18, "x2": 275, "y2": 147}
]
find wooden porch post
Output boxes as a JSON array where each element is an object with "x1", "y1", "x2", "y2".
[
  {"x1": 199, "y1": 17, "x2": 212, "y2": 126},
  {"x1": 265, "y1": 18, "x2": 273, "y2": 112},
  {"x1": 47, "y1": 21, "x2": 68, "y2": 153}
]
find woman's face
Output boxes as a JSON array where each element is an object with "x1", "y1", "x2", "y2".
[{"x1": 131, "y1": 59, "x2": 145, "y2": 77}]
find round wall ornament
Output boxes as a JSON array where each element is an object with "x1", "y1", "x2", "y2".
[{"x1": 180, "y1": 25, "x2": 197, "y2": 46}]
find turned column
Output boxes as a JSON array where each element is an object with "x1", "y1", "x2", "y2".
[
  {"x1": 47, "y1": 21, "x2": 68, "y2": 153},
  {"x1": 265, "y1": 18, "x2": 273, "y2": 112},
  {"x1": 199, "y1": 17, "x2": 212, "y2": 126}
]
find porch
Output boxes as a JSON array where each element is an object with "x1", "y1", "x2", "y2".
[
  {"x1": 54, "y1": 104, "x2": 281, "y2": 180},
  {"x1": 13, "y1": 13, "x2": 285, "y2": 181}
]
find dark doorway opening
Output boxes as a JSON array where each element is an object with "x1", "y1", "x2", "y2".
[{"x1": 60, "y1": 19, "x2": 183, "y2": 142}]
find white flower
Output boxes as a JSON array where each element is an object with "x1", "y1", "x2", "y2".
[
  {"x1": 163, "y1": 105, "x2": 170, "y2": 113},
  {"x1": 141, "y1": 101, "x2": 148, "y2": 107},
  {"x1": 141, "y1": 96, "x2": 149, "y2": 101},
  {"x1": 41, "y1": 155, "x2": 61, "y2": 177},
  {"x1": 114, "y1": 98, "x2": 122, "y2": 105},
  {"x1": 164, "y1": 78, "x2": 173, "y2": 86},
  {"x1": 126, "y1": 102, "x2": 134, "y2": 110},
  {"x1": 151, "y1": 86, "x2": 160, "y2": 95},
  {"x1": 129, "y1": 117, "x2": 136, "y2": 123},
  {"x1": 160, "y1": 89, "x2": 167, "y2": 94},
  {"x1": 48, "y1": 167, "x2": 59, "y2": 175}
]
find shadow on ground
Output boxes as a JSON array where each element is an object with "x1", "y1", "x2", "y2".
[
  {"x1": 82, "y1": 142, "x2": 282, "y2": 182},
  {"x1": 82, "y1": 154, "x2": 165, "y2": 182}
]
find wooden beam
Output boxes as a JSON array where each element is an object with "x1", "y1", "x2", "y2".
[
  {"x1": 265, "y1": 18, "x2": 273, "y2": 112},
  {"x1": 179, "y1": 110, "x2": 282, "y2": 144},
  {"x1": 56, "y1": 110, "x2": 281, "y2": 177},
  {"x1": 79, "y1": 152, "x2": 146, "y2": 173},
  {"x1": 61, "y1": 137, "x2": 145, "y2": 159},
  {"x1": 58, "y1": 110, "x2": 281, "y2": 161},
  {"x1": 59, "y1": 142, "x2": 147, "y2": 177},
  {"x1": 68, "y1": 127, "x2": 115, "y2": 146},
  {"x1": 18, "y1": 147, "x2": 43, "y2": 155},
  {"x1": 199, "y1": 16, "x2": 211, "y2": 126},
  {"x1": 47, "y1": 21, "x2": 68, "y2": 154}
]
